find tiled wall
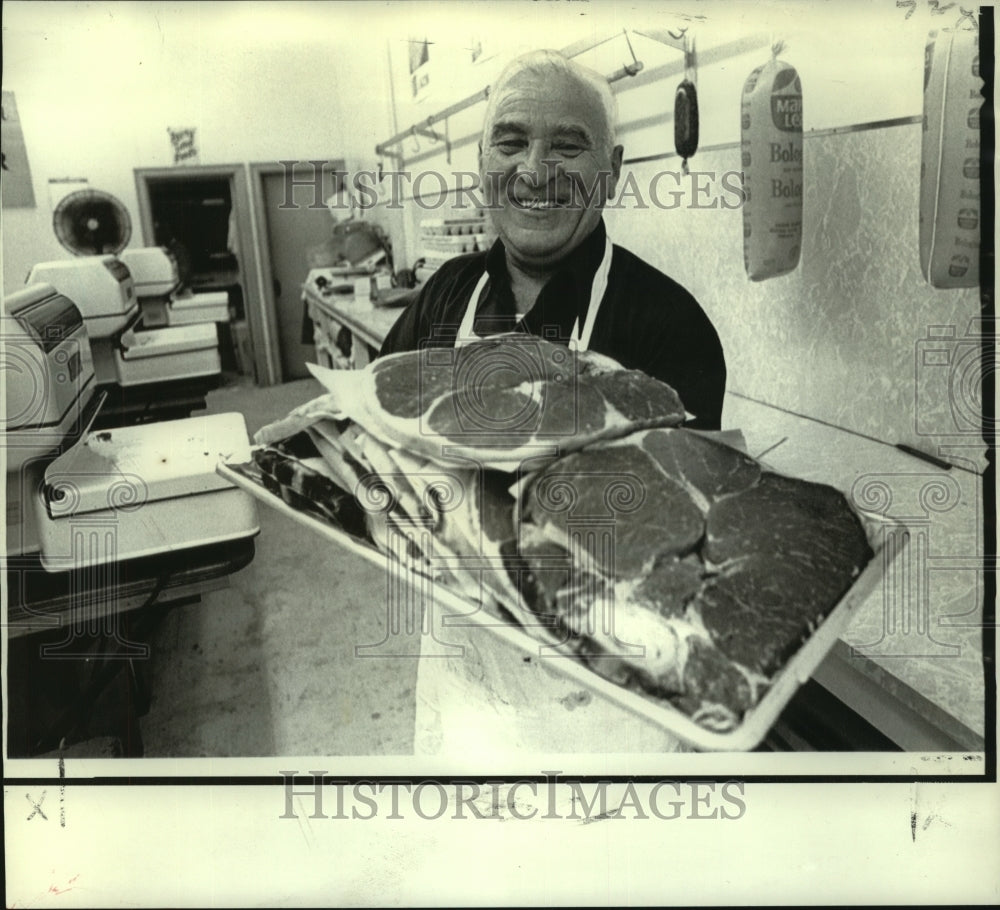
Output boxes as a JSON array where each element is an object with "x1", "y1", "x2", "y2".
[{"x1": 603, "y1": 124, "x2": 985, "y2": 471}]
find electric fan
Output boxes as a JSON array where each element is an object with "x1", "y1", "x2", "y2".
[{"x1": 52, "y1": 188, "x2": 132, "y2": 256}]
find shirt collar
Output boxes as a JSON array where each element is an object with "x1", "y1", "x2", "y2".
[{"x1": 484, "y1": 219, "x2": 608, "y2": 315}]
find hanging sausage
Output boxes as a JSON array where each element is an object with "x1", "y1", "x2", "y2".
[{"x1": 674, "y1": 34, "x2": 699, "y2": 174}]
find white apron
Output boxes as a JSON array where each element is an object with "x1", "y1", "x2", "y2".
[
  {"x1": 413, "y1": 238, "x2": 691, "y2": 759},
  {"x1": 454, "y1": 235, "x2": 613, "y2": 351}
]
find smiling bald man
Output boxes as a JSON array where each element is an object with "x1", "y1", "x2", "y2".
[
  {"x1": 379, "y1": 50, "x2": 726, "y2": 757},
  {"x1": 380, "y1": 49, "x2": 726, "y2": 430}
]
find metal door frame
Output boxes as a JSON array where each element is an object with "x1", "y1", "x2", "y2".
[
  {"x1": 133, "y1": 163, "x2": 279, "y2": 385},
  {"x1": 248, "y1": 159, "x2": 346, "y2": 384}
]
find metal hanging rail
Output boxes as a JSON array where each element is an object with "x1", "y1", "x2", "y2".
[
  {"x1": 374, "y1": 31, "x2": 649, "y2": 162},
  {"x1": 376, "y1": 89, "x2": 488, "y2": 162}
]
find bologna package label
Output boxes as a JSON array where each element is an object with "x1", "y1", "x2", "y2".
[
  {"x1": 741, "y1": 57, "x2": 803, "y2": 281},
  {"x1": 920, "y1": 28, "x2": 981, "y2": 289}
]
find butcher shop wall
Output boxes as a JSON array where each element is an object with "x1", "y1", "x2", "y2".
[{"x1": 355, "y1": 2, "x2": 987, "y2": 473}]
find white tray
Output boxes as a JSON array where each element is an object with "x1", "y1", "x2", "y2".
[
  {"x1": 122, "y1": 323, "x2": 218, "y2": 358},
  {"x1": 217, "y1": 458, "x2": 898, "y2": 751},
  {"x1": 169, "y1": 291, "x2": 231, "y2": 325}
]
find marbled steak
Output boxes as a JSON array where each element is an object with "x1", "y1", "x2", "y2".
[{"x1": 505, "y1": 427, "x2": 874, "y2": 730}]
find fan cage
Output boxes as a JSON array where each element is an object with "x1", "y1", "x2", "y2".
[{"x1": 52, "y1": 189, "x2": 133, "y2": 256}]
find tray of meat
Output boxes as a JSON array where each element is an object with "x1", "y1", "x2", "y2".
[{"x1": 219, "y1": 335, "x2": 894, "y2": 751}]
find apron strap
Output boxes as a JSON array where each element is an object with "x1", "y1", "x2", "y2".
[
  {"x1": 456, "y1": 237, "x2": 613, "y2": 352},
  {"x1": 455, "y1": 271, "x2": 491, "y2": 347},
  {"x1": 569, "y1": 236, "x2": 613, "y2": 353}
]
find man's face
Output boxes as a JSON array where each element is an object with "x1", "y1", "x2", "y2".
[{"x1": 479, "y1": 69, "x2": 623, "y2": 271}]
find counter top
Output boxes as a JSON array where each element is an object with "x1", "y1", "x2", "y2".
[
  {"x1": 723, "y1": 393, "x2": 985, "y2": 748},
  {"x1": 303, "y1": 285, "x2": 405, "y2": 352}
]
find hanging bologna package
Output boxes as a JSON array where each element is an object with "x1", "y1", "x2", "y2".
[
  {"x1": 741, "y1": 53, "x2": 803, "y2": 281},
  {"x1": 919, "y1": 29, "x2": 982, "y2": 289}
]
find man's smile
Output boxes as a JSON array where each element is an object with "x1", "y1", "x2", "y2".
[{"x1": 509, "y1": 197, "x2": 569, "y2": 211}]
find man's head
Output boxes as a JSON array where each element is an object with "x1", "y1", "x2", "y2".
[{"x1": 479, "y1": 50, "x2": 624, "y2": 273}]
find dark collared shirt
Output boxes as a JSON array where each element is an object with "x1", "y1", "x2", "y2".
[{"x1": 379, "y1": 221, "x2": 727, "y2": 429}]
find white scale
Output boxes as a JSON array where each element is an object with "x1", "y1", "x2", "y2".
[
  {"x1": 116, "y1": 322, "x2": 220, "y2": 385},
  {"x1": 119, "y1": 247, "x2": 232, "y2": 327},
  {"x1": 35, "y1": 411, "x2": 259, "y2": 571},
  {"x1": 27, "y1": 254, "x2": 222, "y2": 387},
  {"x1": 4, "y1": 283, "x2": 258, "y2": 567},
  {"x1": 170, "y1": 290, "x2": 230, "y2": 326}
]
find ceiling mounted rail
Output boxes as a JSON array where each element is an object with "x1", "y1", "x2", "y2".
[{"x1": 374, "y1": 30, "x2": 658, "y2": 164}]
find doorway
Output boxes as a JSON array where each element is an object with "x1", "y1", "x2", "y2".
[
  {"x1": 249, "y1": 160, "x2": 345, "y2": 382},
  {"x1": 134, "y1": 164, "x2": 277, "y2": 385}
]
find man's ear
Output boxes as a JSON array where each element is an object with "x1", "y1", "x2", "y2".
[{"x1": 607, "y1": 144, "x2": 624, "y2": 198}]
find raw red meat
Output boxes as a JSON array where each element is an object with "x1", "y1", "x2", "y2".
[
  {"x1": 361, "y1": 335, "x2": 687, "y2": 468},
  {"x1": 248, "y1": 337, "x2": 875, "y2": 733},
  {"x1": 505, "y1": 427, "x2": 874, "y2": 728}
]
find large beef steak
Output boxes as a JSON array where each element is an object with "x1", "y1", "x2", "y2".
[
  {"x1": 506, "y1": 427, "x2": 874, "y2": 729},
  {"x1": 358, "y1": 335, "x2": 687, "y2": 468},
  {"x1": 248, "y1": 338, "x2": 875, "y2": 736}
]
